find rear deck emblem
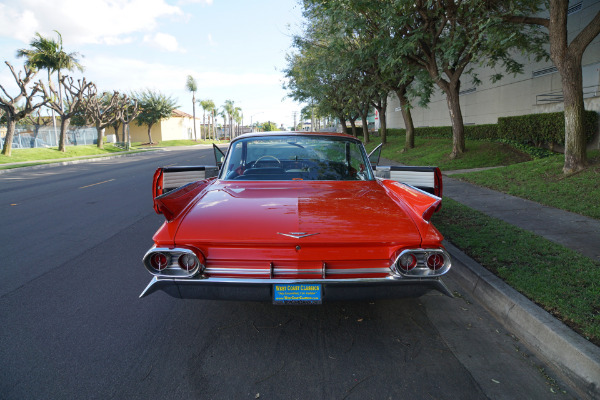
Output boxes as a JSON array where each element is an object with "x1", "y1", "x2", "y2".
[{"x1": 277, "y1": 232, "x2": 320, "y2": 239}]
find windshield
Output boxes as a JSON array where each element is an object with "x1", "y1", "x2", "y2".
[{"x1": 220, "y1": 135, "x2": 374, "y2": 181}]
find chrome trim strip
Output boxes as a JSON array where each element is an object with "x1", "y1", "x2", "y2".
[
  {"x1": 203, "y1": 267, "x2": 389, "y2": 275},
  {"x1": 139, "y1": 275, "x2": 454, "y2": 299},
  {"x1": 325, "y1": 268, "x2": 390, "y2": 274}
]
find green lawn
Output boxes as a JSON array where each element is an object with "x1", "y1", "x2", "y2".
[
  {"x1": 0, "y1": 144, "x2": 140, "y2": 165},
  {"x1": 432, "y1": 198, "x2": 600, "y2": 345},
  {"x1": 453, "y1": 151, "x2": 600, "y2": 220},
  {"x1": 364, "y1": 135, "x2": 531, "y2": 170}
]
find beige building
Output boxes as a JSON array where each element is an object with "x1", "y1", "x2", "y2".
[
  {"x1": 128, "y1": 109, "x2": 200, "y2": 143},
  {"x1": 386, "y1": 1, "x2": 600, "y2": 134}
]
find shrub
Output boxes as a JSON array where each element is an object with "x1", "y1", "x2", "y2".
[
  {"x1": 498, "y1": 111, "x2": 598, "y2": 146},
  {"x1": 465, "y1": 124, "x2": 498, "y2": 140}
]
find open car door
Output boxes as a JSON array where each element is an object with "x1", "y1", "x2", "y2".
[
  {"x1": 374, "y1": 165, "x2": 443, "y2": 198},
  {"x1": 152, "y1": 165, "x2": 219, "y2": 200},
  {"x1": 368, "y1": 143, "x2": 382, "y2": 168},
  {"x1": 213, "y1": 144, "x2": 226, "y2": 169}
]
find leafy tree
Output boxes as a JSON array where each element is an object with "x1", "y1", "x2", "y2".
[
  {"x1": 0, "y1": 62, "x2": 47, "y2": 156},
  {"x1": 500, "y1": 0, "x2": 600, "y2": 173},
  {"x1": 305, "y1": 0, "x2": 546, "y2": 158},
  {"x1": 134, "y1": 90, "x2": 178, "y2": 144},
  {"x1": 186, "y1": 75, "x2": 198, "y2": 140},
  {"x1": 262, "y1": 121, "x2": 278, "y2": 131}
]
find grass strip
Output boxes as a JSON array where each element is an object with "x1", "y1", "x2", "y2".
[
  {"x1": 0, "y1": 145, "x2": 151, "y2": 169},
  {"x1": 454, "y1": 150, "x2": 600, "y2": 220},
  {"x1": 432, "y1": 198, "x2": 600, "y2": 345},
  {"x1": 364, "y1": 135, "x2": 531, "y2": 170}
]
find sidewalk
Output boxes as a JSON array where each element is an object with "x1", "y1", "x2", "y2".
[{"x1": 443, "y1": 175, "x2": 600, "y2": 261}]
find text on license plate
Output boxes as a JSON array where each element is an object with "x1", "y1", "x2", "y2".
[{"x1": 273, "y1": 284, "x2": 322, "y2": 304}]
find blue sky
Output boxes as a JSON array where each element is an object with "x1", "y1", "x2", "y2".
[{"x1": 0, "y1": 0, "x2": 305, "y2": 128}]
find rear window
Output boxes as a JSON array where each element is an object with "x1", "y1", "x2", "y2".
[{"x1": 221, "y1": 135, "x2": 373, "y2": 181}]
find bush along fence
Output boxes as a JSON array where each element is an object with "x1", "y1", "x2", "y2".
[{"x1": 384, "y1": 110, "x2": 599, "y2": 152}]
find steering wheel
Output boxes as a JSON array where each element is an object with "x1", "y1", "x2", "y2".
[{"x1": 254, "y1": 155, "x2": 281, "y2": 166}]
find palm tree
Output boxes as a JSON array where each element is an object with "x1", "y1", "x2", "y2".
[
  {"x1": 16, "y1": 31, "x2": 84, "y2": 148},
  {"x1": 222, "y1": 99, "x2": 235, "y2": 140},
  {"x1": 204, "y1": 99, "x2": 216, "y2": 140},
  {"x1": 199, "y1": 99, "x2": 213, "y2": 140},
  {"x1": 233, "y1": 106, "x2": 242, "y2": 137},
  {"x1": 186, "y1": 75, "x2": 198, "y2": 140}
]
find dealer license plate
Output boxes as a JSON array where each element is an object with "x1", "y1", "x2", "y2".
[{"x1": 273, "y1": 284, "x2": 322, "y2": 304}]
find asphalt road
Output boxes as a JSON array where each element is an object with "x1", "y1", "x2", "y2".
[{"x1": 0, "y1": 147, "x2": 577, "y2": 399}]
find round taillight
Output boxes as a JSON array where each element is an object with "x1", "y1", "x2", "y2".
[
  {"x1": 398, "y1": 253, "x2": 418, "y2": 271},
  {"x1": 427, "y1": 253, "x2": 445, "y2": 270},
  {"x1": 150, "y1": 253, "x2": 169, "y2": 271},
  {"x1": 178, "y1": 253, "x2": 198, "y2": 271}
]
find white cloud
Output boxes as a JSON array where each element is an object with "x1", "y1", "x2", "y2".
[
  {"x1": 143, "y1": 33, "x2": 185, "y2": 53},
  {"x1": 207, "y1": 33, "x2": 217, "y2": 47},
  {"x1": 179, "y1": 0, "x2": 213, "y2": 5},
  {"x1": 84, "y1": 55, "x2": 281, "y2": 94},
  {"x1": 0, "y1": 0, "x2": 183, "y2": 45}
]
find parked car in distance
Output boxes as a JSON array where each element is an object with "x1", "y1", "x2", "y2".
[{"x1": 141, "y1": 131, "x2": 450, "y2": 304}]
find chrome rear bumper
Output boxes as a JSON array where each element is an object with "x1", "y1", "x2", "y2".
[{"x1": 139, "y1": 276, "x2": 453, "y2": 301}]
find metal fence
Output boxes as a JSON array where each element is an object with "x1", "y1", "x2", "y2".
[{"x1": 0, "y1": 125, "x2": 98, "y2": 149}]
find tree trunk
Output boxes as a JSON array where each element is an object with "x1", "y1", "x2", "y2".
[
  {"x1": 192, "y1": 93, "x2": 197, "y2": 141},
  {"x1": 559, "y1": 56, "x2": 587, "y2": 173},
  {"x1": 125, "y1": 123, "x2": 131, "y2": 150},
  {"x1": 442, "y1": 80, "x2": 465, "y2": 158},
  {"x1": 379, "y1": 105, "x2": 387, "y2": 145},
  {"x1": 147, "y1": 123, "x2": 154, "y2": 144},
  {"x1": 396, "y1": 88, "x2": 415, "y2": 150},
  {"x1": 360, "y1": 112, "x2": 370, "y2": 143},
  {"x1": 338, "y1": 114, "x2": 348, "y2": 134},
  {"x1": 1, "y1": 117, "x2": 16, "y2": 156},
  {"x1": 349, "y1": 117, "x2": 358, "y2": 137},
  {"x1": 202, "y1": 111, "x2": 206, "y2": 141},
  {"x1": 58, "y1": 117, "x2": 70, "y2": 152},
  {"x1": 96, "y1": 124, "x2": 104, "y2": 149},
  {"x1": 113, "y1": 124, "x2": 121, "y2": 143}
]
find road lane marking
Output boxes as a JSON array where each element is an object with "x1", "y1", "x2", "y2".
[{"x1": 79, "y1": 179, "x2": 115, "y2": 189}]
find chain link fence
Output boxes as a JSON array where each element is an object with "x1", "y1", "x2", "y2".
[{"x1": 1, "y1": 125, "x2": 98, "y2": 149}]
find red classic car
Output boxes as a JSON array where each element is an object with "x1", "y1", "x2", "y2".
[{"x1": 141, "y1": 132, "x2": 451, "y2": 303}]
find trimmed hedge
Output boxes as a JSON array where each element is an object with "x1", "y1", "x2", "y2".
[
  {"x1": 498, "y1": 111, "x2": 598, "y2": 146},
  {"x1": 384, "y1": 111, "x2": 598, "y2": 146}
]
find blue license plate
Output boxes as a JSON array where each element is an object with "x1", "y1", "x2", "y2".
[{"x1": 273, "y1": 284, "x2": 322, "y2": 304}]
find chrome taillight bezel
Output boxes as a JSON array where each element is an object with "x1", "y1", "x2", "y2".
[
  {"x1": 392, "y1": 248, "x2": 451, "y2": 277},
  {"x1": 143, "y1": 247, "x2": 205, "y2": 277}
]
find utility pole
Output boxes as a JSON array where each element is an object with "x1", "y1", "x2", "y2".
[{"x1": 292, "y1": 111, "x2": 298, "y2": 131}]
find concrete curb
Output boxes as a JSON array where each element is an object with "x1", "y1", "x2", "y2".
[
  {"x1": 0, "y1": 149, "x2": 164, "y2": 174},
  {"x1": 445, "y1": 240, "x2": 600, "y2": 399}
]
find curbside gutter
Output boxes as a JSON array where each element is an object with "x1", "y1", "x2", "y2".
[{"x1": 445, "y1": 240, "x2": 600, "y2": 399}]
